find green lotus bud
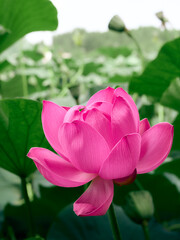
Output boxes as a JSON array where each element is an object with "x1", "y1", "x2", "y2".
[
  {"x1": 123, "y1": 190, "x2": 154, "y2": 224},
  {"x1": 108, "y1": 15, "x2": 126, "y2": 33},
  {"x1": 156, "y1": 11, "x2": 168, "y2": 23}
]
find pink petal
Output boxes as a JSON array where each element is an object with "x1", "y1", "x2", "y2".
[
  {"x1": 139, "y1": 118, "x2": 150, "y2": 135},
  {"x1": 111, "y1": 96, "x2": 138, "y2": 144},
  {"x1": 62, "y1": 106, "x2": 70, "y2": 111},
  {"x1": 114, "y1": 88, "x2": 139, "y2": 131},
  {"x1": 137, "y1": 123, "x2": 174, "y2": 174},
  {"x1": 86, "y1": 87, "x2": 115, "y2": 106},
  {"x1": 27, "y1": 147, "x2": 96, "y2": 187},
  {"x1": 99, "y1": 133, "x2": 141, "y2": 179},
  {"x1": 83, "y1": 108, "x2": 114, "y2": 149},
  {"x1": 73, "y1": 177, "x2": 114, "y2": 216},
  {"x1": 42, "y1": 100, "x2": 66, "y2": 156},
  {"x1": 59, "y1": 120, "x2": 110, "y2": 174},
  {"x1": 88, "y1": 101, "x2": 113, "y2": 119},
  {"x1": 63, "y1": 105, "x2": 85, "y2": 123}
]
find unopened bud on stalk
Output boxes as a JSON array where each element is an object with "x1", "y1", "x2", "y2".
[
  {"x1": 156, "y1": 11, "x2": 168, "y2": 24},
  {"x1": 123, "y1": 190, "x2": 154, "y2": 224},
  {"x1": 108, "y1": 15, "x2": 126, "y2": 33}
]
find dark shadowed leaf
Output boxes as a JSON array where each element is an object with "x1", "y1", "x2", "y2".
[
  {"x1": 25, "y1": 237, "x2": 44, "y2": 240},
  {"x1": 39, "y1": 185, "x2": 84, "y2": 213},
  {"x1": 0, "y1": 99, "x2": 51, "y2": 177},
  {"x1": 3, "y1": 185, "x2": 83, "y2": 239},
  {"x1": 47, "y1": 204, "x2": 180, "y2": 240},
  {"x1": 172, "y1": 114, "x2": 180, "y2": 151},
  {"x1": 155, "y1": 158, "x2": 180, "y2": 178}
]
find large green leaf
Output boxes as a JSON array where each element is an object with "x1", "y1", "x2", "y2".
[
  {"x1": 172, "y1": 114, "x2": 180, "y2": 151},
  {"x1": 39, "y1": 185, "x2": 84, "y2": 213},
  {"x1": 0, "y1": 0, "x2": 58, "y2": 53},
  {"x1": 160, "y1": 77, "x2": 180, "y2": 111},
  {"x1": 129, "y1": 37, "x2": 180, "y2": 110},
  {"x1": 155, "y1": 158, "x2": 180, "y2": 178},
  {"x1": 47, "y1": 204, "x2": 180, "y2": 240},
  {"x1": 4, "y1": 199, "x2": 53, "y2": 239},
  {"x1": 0, "y1": 99, "x2": 50, "y2": 177}
]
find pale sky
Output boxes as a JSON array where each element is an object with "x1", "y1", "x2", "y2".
[{"x1": 26, "y1": 0, "x2": 180, "y2": 45}]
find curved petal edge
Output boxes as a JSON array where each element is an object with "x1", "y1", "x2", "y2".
[{"x1": 73, "y1": 177, "x2": 114, "y2": 216}]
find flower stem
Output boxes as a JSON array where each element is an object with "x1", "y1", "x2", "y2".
[
  {"x1": 21, "y1": 177, "x2": 34, "y2": 236},
  {"x1": 135, "y1": 179, "x2": 144, "y2": 190},
  {"x1": 108, "y1": 203, "x2": 122, "y2": 240},
  {"x1": 125, "y1": 30, "x2": 145, "y2": 68},
  {"x1": 142, "y1": 220, "x2": 150, "y2": 240}
]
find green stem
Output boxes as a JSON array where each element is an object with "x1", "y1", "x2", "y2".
[
  {"x1": 19, "y1": 53, "x2": 28, "y2": 97},
  {"x1": 142, "y1": 220, "x2": 150, "y2": 240},
  {"x1": 22, "y1": 74, "x2": 28, "y2": 97},
  {"x1": 135, "y1": 179, "x2": 144, "y2": 190},
  {"x1": 108, "y1": 203, "x2": 122, "y2": 240},
  {"x1": 126, "y1": 30, "x2": 145, "y2": 68},
  {"x1": 21, "y1": 177, "x2": 34, "y2": 236},
  {"x1": 7, "y1": 226, "x2": 16, "y2": 240},
  {"x1": 158, "y1": 105, "x2": 164, "y2": 122}
]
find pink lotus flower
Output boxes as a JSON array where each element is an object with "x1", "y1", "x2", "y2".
[{"x1": 27, "y1": 87, "x2": 173, "y2": 216}]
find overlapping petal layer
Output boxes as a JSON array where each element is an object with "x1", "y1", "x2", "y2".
[
  {"x1": 27, "y1": 147, "x2": 96, "y2": 187},
  {"x1": 114, "y1": 88, "x2": 139, "y2": 130},
  {"x1": 42, "y1": 100, "x2": 67, "y2": 158},
  {"x1": 139, "y1": 118, "x2": 150, "y2": 135},
  {"x1": 137, "y1": 123, "x2": 174, "y2": 174},
  {"x1": 111, "y1": 96, "x2": 138, "y2": 144},
  {"x1": 86, "y1": 87, "x2": 114, "y2": 106},
  {"x1": 63, "y1": 105, "x2": 85, "y2": 123},
  {"x1": 83, "y1": 108, "x2": 114, "y2": 149},
  {"x1": 59, "y1": 120, "x2": 110, "y2": 173},
  {"x1": 99, "y1": 133, "x2": 141, "y2": 179},
  {"x1": 87, "y1": 101, "x2": 113, "y2": 118}
]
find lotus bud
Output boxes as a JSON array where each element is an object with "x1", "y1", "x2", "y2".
[
  {"x1": 108, "y1": 15, "x2": 126, "y2": 33},
  {"x1": 123, "y1": 190, "x2": 154, "y2": 224},
  {"x1": 156, "y1": 11, "x2": 168, "y2": 24}
]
